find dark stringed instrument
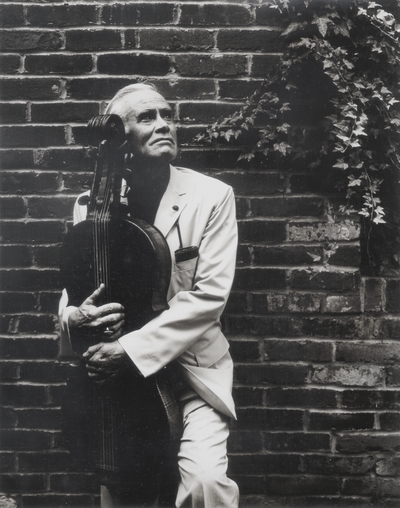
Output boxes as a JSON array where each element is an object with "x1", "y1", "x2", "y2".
[{"x1": 60, "y1": 115, "x2": 179, "y2": 499}]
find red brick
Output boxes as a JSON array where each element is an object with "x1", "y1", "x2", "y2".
[
  {"x1": 0, "y1": 78, "x2": 62, "y2": 101},
  {"x1": 263, "y1": 432, "x2": 331, "y2": 452},
  {"x1": 18, "y1": 451, "x2": 71, "y2": 472},
  {"x1": 380, "y1": 413, "x2": 400, "y2": 431},
  {"x1": 309, "y1": 412, "x2": 375, "y2": 431},
  {"x1": 302, "y1": 316, "x2": 377, "y2": 339},
  {"x1": 266, "y1": 387, "x2": 337, "y2": 408},
  {"x1": 27, "y1": 197, "x2": 76, "y2": 219},
  {"x1": 301, "y1": 454, "x2": 376, "y2": 475},
  {"x1": 0, "y1": 291, "x2": 36, "y2": 312},
  {"x1": 25, "y1": 55, "x2": 93, "y2": 75},
  {"x1": 289, "y1": 268, "x2": 360, "y2": 292},
  {"x1": 67, "y1": 77, "x2": 139, "y2": 100},
  {"x1": 364, "y1": 277, "x2": 386, "y2": 312},
  {"x1": 102, "y1": 3, "x2": 175, "y2": 25},
  {"x1": 0, "y1": 30, "x2": 63, "y2": 51},
  {"x1": 22, "y1": 494, "x2": 96, "y2": 507},
  {"x1": 180, "y1": 4, "x2": 251, "y2": 26},
  {"x1": 233, "y1": 387, "x2": 264, "y2": 407},
  {"x1": 17, "y1": 314, "x2": 57, "y2": 334},
  {"x1": 26, "y1": 5, "x2": 97, "y2": 27},
  {"x1": 253, "y1": 245, "x2": 323, "y2": 266},
  {"x1": 31, "y1": 102, "x2": 99, "y2": 123},
  {"x1": 342, "y1": 477, "x2": 377, "y2": 495},
  {"x1": 218, "y1": 28, "x2": 283, "y2": 52},
  {"x1": 234, "y1": 268, "x2": 286, "y2": 290},
  {"x1": 176, "y1": 149, "x2": 241, "y2": 171},
  {"x1": 0, "y1": 4, "x2": 24, "y2": 26},
  {"x1": 0, "y1": 55, "x2": 21, "y2": 74},
  {"x1": 252, "y1": 293, "x2": 322, "y2": 314},
  {"x1": 20, "y1": 362, "x2": 71, "y2": 384},
  {"x1": 37, "y1": 294, "x2": 60, "y2": 318},
  {"x1": 65, "y1": 29, "x2": 122, "y2": 52},
  {"x1": 337, "y1": 433, "x2": 400, "y2": 453},
  {"x1": 229, "y1": 339, "x2": 260, "y2": 362},
  {"x1": 0, "y1": 126, "x2": 65, "y2": 148},
  {"x1": 32, "y1": 246, "x2": 61, "y2": 268},
  {"x1": 0, "y1": 453, "x2": 15, "y2": 473},
  {"x1": 336, "y1": 342, "x2": 400, "y2": 364},
  {"x1": 0, "y1": 222, "x2": 64, "y2": 244},
  {"x1": 0, "y1": 474, "x2": 47, "y2": 493},
  {"x1": 219, "y1": 79, "x2": 263, "y2": 100},
  {"x1": 1, "y1": 386, "x2": 48, "y2": 408},
  {"x1": 386, "y1": 279, "x2": 400, "y2": 313},
  {"x1": 250, "y1": 196, "x2": 324, "y2": 218},
  {"x1": 0, "y1": 338, "x2": 59, "y2": 360},
  {"x1": 0, "y1": 103, "x2": 26, "y2": 124},
  {"x1": 289, "y1": 221, "x2": 360, "y2": 242},
  {"x1": 376, "y1": 477, "x2": 400, "y2": 496},
  {"x1": 264, "y1": 476, "x2": 340, "y2": 496},
  {"x1": 376, "y1": 458, "x2": 400, "y2": 477},
  {"x1": 387, "y1": 366, "x2": 400, "y2": 387},
  {"x1": 15, "y1": 408, "x2": 61, "y2": 430},
  {"x1": 0, "y1": 269, "x2": 60, "y2": 291},
  {"x1": 229, "y1": 453, "x2": 301, "y2": 475},
  {"x1": 235, "y1": 364, "x2": 308, "y2": 386},
  {"x1": 179, "y1": 101, "x2": 240, "y2": 124},
  {"x1": 33, "y1": 148, "x2": 92, "y2": 171},
  {"x1": 342, "y1": 389, "x2": 400, "y2": 410},
  {"x1": 379, "y1": 318, "x2": 400, "y2": 339},
  {"x1": 175, "y1": 54, "x2": 247, "y2": 77},
  {"x1": 138, "y1": 28, "x2": 213, "y2": 51},
  {"x1": 327, "y1": 244, "x2": 360, "y2": 267},
  {"x1": 312, "y1": 365, "x2": 384, "y2": 387},
  {"x1": 97, "y1": 53, "x2": 170, "y2": 76},
  {"x1": 325, "y1": 295, "x2": 361, "y2": 313},
  {"x1": 220, "y1": 172, "x2": 284, "y2": 196},
  {"x1": 0, "y1": 362, "x2": 19, "y2": 381},
  {"x1": 0, "y1": 407, "x2": 17, "y2": 428},
  {"x1": 228, "y1": 430, "x2": 263, "y2": 453},
  {"x1": 238, "y1": 220, "x2": 286, "y2": 243},
  {"x1": 0, "y1": 197, "x2": 26, "y2": 218},
  {"x1": 263, "y1": 340, "x2": 333, "y2": 363},
  {"x1": 255, "y1": 4, "x2": 287, "y2": 26},
  {"x1": 252, "y1": 54, "x2": 286, "y2": 76},
  {"x1": 227, "y1": 315, "x2": 302, "y2": 337},
  {"x1": 0, "y1": 171, "x2": 60, "y2": 193},
  {"x1": 50, "y1": 473, "x2": 99, "y2": 493}
]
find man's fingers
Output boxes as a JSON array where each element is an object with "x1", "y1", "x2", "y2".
[
  {"x1": 82, "y1": 283, "x2": 105, "y2": 306},
  {"x1": 97, "y1": 303, "x2": 124, "y2": 317}
]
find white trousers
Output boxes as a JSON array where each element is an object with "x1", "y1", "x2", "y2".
[
  {"x1": 176, "y1": 397, "x2": 239, "y2": 508},
  {"x1": 101, "y1": 397, "x2": 239, "y2": 508}
]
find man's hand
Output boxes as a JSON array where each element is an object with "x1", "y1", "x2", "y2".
[
  {"x1": 68, "y1": 284, "x2": 125, "y2": 341},
  {"x1": 83, "y1": 341, "x2": 129, "y2": 383}
]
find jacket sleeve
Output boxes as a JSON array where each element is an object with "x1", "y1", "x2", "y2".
[{"x1": 118, "y1": 186, "x2": 238, "y2": 377}]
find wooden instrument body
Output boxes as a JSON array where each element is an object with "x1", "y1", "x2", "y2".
[
  {"x1": 60, "y1": 116, "x2": 180, "y2": 501},
  {"x1": 60, "y1": 216, "x2": 171, "y2": 355}
]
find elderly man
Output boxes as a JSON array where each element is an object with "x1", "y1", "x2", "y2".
[{"x1": 59, "y1": 83, "x2": 239, "y2": 508}]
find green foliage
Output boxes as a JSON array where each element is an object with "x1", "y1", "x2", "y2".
[{"x1": 199, "y1": 0, "x2": 400, "y2": 273}]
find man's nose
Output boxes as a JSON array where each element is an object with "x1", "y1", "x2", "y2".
[{"x1": 154, "y1": 113, "x2": 170, "y2": 131}]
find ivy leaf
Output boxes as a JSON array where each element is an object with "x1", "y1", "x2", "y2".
[{"x1": 314, "y1": 15, "x2": 330, "y2": 38}]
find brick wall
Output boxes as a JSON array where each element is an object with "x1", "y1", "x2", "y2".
[{"x1": 0, "y1": 1, "x2": 399, "y2": 507}]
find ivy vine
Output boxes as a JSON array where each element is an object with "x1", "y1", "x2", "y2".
[{"x1": 199, "y1": 0, "x2": 400, "y2": 274}]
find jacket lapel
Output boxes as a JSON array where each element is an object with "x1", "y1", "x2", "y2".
[{"x1": 154, "y1": 165, "x2": 188, "y2": 237}]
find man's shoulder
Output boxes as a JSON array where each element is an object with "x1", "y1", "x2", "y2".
[{"x1": 173, "y1": 165, "x2": 232, "y2": 195}]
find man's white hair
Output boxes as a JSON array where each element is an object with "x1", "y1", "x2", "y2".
[{"x1": 105, "y1": 83, "x2": 160, "y2": 114}]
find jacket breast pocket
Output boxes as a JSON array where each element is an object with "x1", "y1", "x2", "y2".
[{"x1": 171, "y1": 256, "x2": 198, "y2": 292}]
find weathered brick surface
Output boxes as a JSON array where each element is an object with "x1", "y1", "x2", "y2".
[{"x1": 0, "y1": 1, "x2": 399, "y2": 506}]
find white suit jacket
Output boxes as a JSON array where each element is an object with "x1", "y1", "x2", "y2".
[{"x1": 59, "y1": 165, "x2": 238, "y2": 419}]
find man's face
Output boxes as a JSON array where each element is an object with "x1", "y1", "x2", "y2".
[{"x1": 109, "y1": 90, "x2": 178, "y2": 167}]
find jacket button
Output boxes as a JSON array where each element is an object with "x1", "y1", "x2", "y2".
[{"x1": 172, "y1": 205, "x2": 179, "y2": 211}]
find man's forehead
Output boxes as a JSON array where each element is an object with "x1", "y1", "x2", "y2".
[{"x1": 111, "y1": 90, "x2": 171, "y2": 116}]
